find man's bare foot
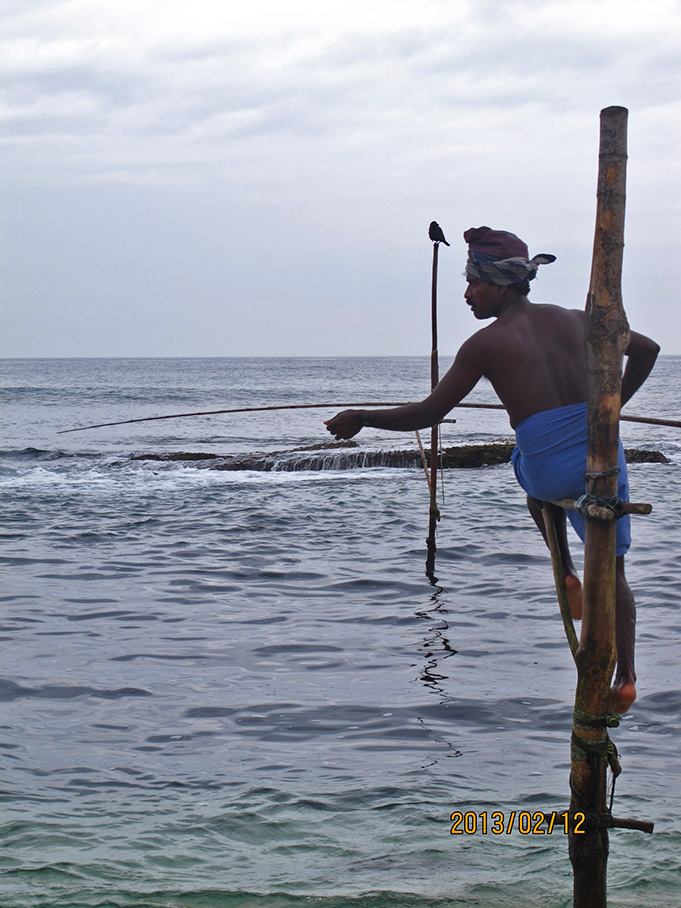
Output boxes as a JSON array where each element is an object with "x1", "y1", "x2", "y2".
[
  {"x1": 611, "y1": 680, "x2": 637, "y2": 715},
  {"x1": 565, "y1": 573, "x2": 583, "y2": 621}
]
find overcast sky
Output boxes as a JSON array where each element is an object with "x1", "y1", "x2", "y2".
[{"x1": 2, "y1": 0, "x2": 680, "y2": 358}]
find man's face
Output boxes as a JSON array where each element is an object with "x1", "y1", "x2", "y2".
[{"x1": 464, "y1": 278, "x2": 506, "y2": 320}]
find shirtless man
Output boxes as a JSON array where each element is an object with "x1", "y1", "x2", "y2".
[{"x1": 325, "y1": 226, "x2": 660, "y2": 715}]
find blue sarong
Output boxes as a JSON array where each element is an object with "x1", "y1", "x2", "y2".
[{"x1": 511, "y1": 401, "x2": 631, "y2": 556}]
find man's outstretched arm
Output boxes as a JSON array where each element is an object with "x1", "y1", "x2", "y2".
[
  {"x1": 621, "y1": 330, "x2": 660, "y2": 406},
  {"x1": 325, "y1": 337, "x2": 486, "y2": 440}
]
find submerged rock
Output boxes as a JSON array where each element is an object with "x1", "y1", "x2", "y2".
[
  {"x1": 132, "y1": 442, "x2": 670, "y2": 471},
  {"x1": 623, "y1": 448, "x2": 670, "y2": 464}
]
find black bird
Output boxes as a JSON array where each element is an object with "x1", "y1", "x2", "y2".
[{"x1": 428, "y1": 221, "x2": 450, "y2": 246}]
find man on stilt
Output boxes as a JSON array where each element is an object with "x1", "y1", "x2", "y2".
[{"x1": 325, "y1": 226, "x2": 659, "y2": 714}]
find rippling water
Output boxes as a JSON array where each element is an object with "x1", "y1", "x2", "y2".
[{"x1": 1, "y1": 357, "x2": 680, "y2": 907}]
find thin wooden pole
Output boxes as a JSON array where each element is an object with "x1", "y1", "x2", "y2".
[
  {"x1": 543, "y1": 504, "x2": 579, "y2": 659},
  {"x1": 569, "y1": 105, "x2": 629, "y2": 908},
  {"x1": 426, "y1": 239, "x2": 441, "y2": 578},
  {"x1": 414, "y1": 429, "x2": 433, "y2": 488},
  {"x1": 59, "y1": 403, "x2": 681, "y2": 435}
]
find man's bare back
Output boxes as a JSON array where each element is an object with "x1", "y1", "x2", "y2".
[{"x1": 457, "y1": 289, "x2": 590, "y2": 428}]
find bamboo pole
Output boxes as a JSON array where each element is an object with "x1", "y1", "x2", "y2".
[{"x1": 569, "y1": 105, "x2": 630, "y2": 908}]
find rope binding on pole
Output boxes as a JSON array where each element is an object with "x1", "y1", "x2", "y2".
[{"x1": 574, "y1": 494, "x2": 627, "y2": 521}]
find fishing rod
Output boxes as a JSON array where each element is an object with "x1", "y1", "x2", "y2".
[{"x1": 58, "y1": 402, "x2": 681, "y2": 434}]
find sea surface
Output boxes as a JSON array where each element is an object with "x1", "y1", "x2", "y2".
[{"x1": 1, "y1": 356, "x2": 680, "y2": 908}]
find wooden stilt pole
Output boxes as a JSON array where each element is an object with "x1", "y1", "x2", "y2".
[{"x1": 569, "y1": 105, "x2": 630, "y2": 908}]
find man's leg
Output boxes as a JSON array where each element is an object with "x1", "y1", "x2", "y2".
[
  {"x1": 527, "y1": 495, "x2": 636, "y2": 713},
  {"x1": 526, "y1": 495, "x2": 583, "y2": 619},
  {"x1": 612, "y1": 554, "x2": 637, "y2": 714}
]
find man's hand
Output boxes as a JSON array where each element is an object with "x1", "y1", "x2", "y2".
[{"x1": 325, "y1": 409, "x2": 365, "y2": 440}]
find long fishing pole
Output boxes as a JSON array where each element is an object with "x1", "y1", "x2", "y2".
[{"x1": 58, "y1": 402, "x2": 681, "y2": 434}]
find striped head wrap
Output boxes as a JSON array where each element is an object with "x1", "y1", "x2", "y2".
[{"x1": 464, "y1": 226, "x2": 556, "y2": 287}]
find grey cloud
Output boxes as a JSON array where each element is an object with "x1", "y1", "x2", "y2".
[
  {"x1": 2, "y1": 1, "x2": 679, "y2": 356},
  {"x1": 1, "y1": 0, "x2": 60, "y2": 27}
]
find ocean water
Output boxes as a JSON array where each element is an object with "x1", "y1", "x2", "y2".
[{"x1": 1, "y1": 356, "x2": 680, "y2": 908}]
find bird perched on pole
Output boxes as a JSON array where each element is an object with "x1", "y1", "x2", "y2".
[{"x1": 428, "y1": 221, "x2": 450, "y2": 246}]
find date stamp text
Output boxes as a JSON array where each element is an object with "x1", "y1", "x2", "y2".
[{"x1": 450, "y1": 810, "x2": 586, "y2": 835}]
